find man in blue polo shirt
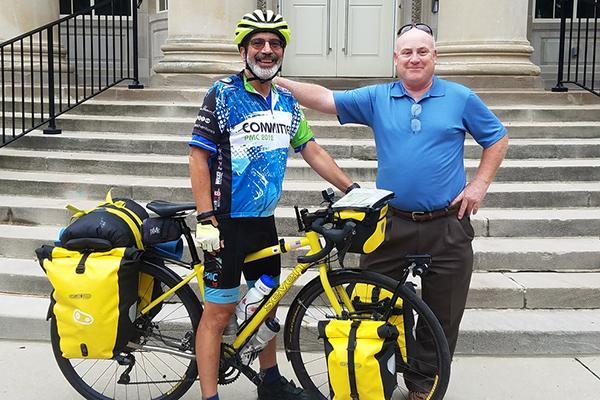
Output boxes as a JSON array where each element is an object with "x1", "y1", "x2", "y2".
[{"x1": 277, "y1": 23, "x2": 508, "y2": 400}]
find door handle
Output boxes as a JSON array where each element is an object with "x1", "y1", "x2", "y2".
[
  {"x1": 326, "y1": 0, "x2": 332, "y2": 54},
  {"x1": 342, "y1": 0, "x2": 349, "y2": 55}
]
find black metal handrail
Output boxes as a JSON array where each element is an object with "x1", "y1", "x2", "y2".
[
  {"x1": 553, "y1": 0, "x2": 599, "y2": 95},
  {"x1": 0, "y1": 0, "x2": 144, "y2": 148}
]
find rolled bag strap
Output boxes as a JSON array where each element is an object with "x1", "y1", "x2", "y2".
[{"x1": 348, "y1": 320, "x2": 360, "y2": 400}]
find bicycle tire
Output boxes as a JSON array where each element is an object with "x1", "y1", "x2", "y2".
[
  {"x1": 51, "y1": 260, "x2": 202, "y2": 400},
  {"x1": 284, "y1": 269, "x2": 450, "y2": 400}
]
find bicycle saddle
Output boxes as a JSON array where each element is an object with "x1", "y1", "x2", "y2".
[{"x1": 146, "y1": 200, "x2": 196, "y2": 217}]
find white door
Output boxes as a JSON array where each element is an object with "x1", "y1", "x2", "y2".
[
  {"x1": 282, "y1": 0, "x2": 337, "y2": 76},
  {"x1": 281, "y1": 0, "x2": 395, "y2": 77},
  {"x1": 336, "y1": 0, "x2": 395, "y2": 76}
]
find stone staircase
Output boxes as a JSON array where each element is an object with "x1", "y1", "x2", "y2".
[{"x1": 1, "y1": 83, "x2": 599, "y2": 355}]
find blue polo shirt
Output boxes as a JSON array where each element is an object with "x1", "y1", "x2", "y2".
[{"x1": 333, "y1": 76, "x2": 507, "y2": 212}]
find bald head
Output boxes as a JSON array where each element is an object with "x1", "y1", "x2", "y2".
[{"x1": 395, "y1": 28, "x2": 436, "y2": 53}]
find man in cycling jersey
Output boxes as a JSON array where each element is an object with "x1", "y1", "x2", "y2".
[
  {"x1": 275, "y1": 23, "x2": 508, "y2": 400},
  {"x1": 188, "y1": 10, "x2": 355, "y2": 400}
]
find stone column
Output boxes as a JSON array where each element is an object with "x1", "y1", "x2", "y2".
[
  {"x1": 0, "y1": 0, "x2": 59, "y2": 41},
  {"x1": 434, "y1": 0, "x2": 542, "y2": 88},
  {"x1": 0, "y1": 0, "x2": 61, "y2": 80},
  {"x1": 153, "y1": 0, "x2": 256, "y2": 86}
]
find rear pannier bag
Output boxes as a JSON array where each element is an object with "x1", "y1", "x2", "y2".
[
  {"x1": 36, "y1": 245, "x2": 140, "y2": 359},
  {"x1": 60, "y1": 190, "x2": 148, "y2": 251},
  {"x1": 318, "y1": 320, "x2": 398, "y2": 400}
]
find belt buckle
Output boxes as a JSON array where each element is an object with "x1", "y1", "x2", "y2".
[{"x1": 411, "y1": 211, "x2": 426, "y2": 221}]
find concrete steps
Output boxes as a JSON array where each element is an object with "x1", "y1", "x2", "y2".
[
  {"x1": 1, "y1": 292, "x2": 599, "y2": 355},
  {"x1": 1, "y1": 194, "x2": 599, "y2": 238},
  {"x1": 1, "y1": 84, "x2": 600, "y2": 353},
  {"x1": 5, "y1": 111, "x2": 600, "y2": 138},
  {"x1": 1, "y1": 223, "x2": 598, "y2": 272},
  {"x1": 3, "y1": 255, "x2": 600, "y2": 309},
  {"x1": 0, "y1": 169, "x2": 599, "y2": 207},
  {"x1": 1, "y1": 147, "x2": 600, "y2": 182},
  {"x1": 9, "y1": 131, "x2": 600, "y2": 159}
]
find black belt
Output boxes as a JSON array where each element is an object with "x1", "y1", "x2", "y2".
[{"x1": 390, "y1": 204, "x2": 459, "y2": 222}]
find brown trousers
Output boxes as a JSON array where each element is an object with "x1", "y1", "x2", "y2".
[{"x1": 360, "y1": 211, "x2": 474, "y2": 391}]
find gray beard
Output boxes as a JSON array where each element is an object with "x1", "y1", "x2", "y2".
[{"x1": 247, "y1": 56, "x2": 282, "y2": 80}]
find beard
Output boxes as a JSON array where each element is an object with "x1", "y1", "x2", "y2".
[{"x1": 247, "y1": 53, "x2": 283, "y2": 81}]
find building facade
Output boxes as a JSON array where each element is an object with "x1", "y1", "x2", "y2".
[{"x1": 0, "y1": 0, "x2": 593, "y2": 87}]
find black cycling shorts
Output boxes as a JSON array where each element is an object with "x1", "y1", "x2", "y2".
[{"x1": 203, "y1": 216, "x2": 281, "y2": 304}]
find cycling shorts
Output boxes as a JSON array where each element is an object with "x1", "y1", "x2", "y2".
[{"x1": 203, "y1": 216, "x2": 281, "y2": 304}]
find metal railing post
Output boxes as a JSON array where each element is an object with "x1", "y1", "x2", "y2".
[
  {"x1": 44, "y1": 26, "x2": 61, "y2": 134},
  {"x1": 553, "y1": 0, "x2": 569, "y2": 92},
  {"x1": 128, "y1": 0, "x2": 144, "y2": 89}
]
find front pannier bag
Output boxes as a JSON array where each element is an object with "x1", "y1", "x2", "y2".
[
  {"x1": 349, "y1": 283, "x2": 415, "y2": 366},
  {"x1": 36, "y1": 245, "x2": 140, "y2": 359},
  {"x1": 318, "y1": 320, "x2": 398, "y2": 400}
]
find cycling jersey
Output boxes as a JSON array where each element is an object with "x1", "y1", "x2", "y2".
[{"x1": 189, "y1": 72, "x2": 314, "y2": 218}]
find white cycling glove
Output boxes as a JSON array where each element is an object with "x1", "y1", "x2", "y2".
[{"x1": 195, "y1": 222, "x2": 221, "y2": 252}]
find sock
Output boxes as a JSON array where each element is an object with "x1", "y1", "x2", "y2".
[
  {"x1": 262, "y1": 364, "x2": 281, "y2": 384},
  {"x1": 205, "y1": 394, "x2": 219, "y2": 400}
]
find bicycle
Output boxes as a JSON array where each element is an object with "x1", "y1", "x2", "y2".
[{"x1": 49, "y1": 188, "x2": 451, "y2": 400}]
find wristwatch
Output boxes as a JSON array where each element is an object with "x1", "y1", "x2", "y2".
[
  {"x1": 345, "y1": 183, "x2": 361, "y2": 194},
  {"x1": 196, "y1": 210, "x2": 215, "y2": 222}
]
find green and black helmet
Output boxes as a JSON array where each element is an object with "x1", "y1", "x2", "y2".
[{"x1": 234, "y1": 9, "x2": 291, "y2": 48}]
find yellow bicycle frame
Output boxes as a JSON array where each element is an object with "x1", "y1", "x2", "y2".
[{"x1": 139, "y1": 230, "x2": 357, "y2": 352}]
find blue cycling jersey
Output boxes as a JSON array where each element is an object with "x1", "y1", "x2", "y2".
[{"x1": 189, "y1": 72, "x2": 314, "y2": 218}]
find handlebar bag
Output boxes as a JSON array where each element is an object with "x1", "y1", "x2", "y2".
[
  {"x1": 318, "y1": 319, "x2": 398, "y2": 400},
  {"x1": 59, "y1": 190, "x2": 148, "y2": 251},
  {"x1": 332, "y1": 188, "x2": 394, "y2": 254},
  {"x1": 348, "y1": 283, "x2": 416, "y2": 368},
  {"x1": 36, "y1": 245, "x2": 140, "y2": 359}
]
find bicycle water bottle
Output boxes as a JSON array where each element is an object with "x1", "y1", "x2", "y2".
[
  {"x1": 240, "y1": 317, "x2": 280, "y2": 365},
  {"x1": 235, "y1": 275, "x2": 275, "y2": 322}
]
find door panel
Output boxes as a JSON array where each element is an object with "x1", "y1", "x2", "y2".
[
  {"x1": 337, "y1": 0, "x2": 395, "y2": 76},
  {"x1": 282, "y1": 0, "x2": 337, "y2": 76}
]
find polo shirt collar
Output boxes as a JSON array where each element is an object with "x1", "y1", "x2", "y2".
[{"x1": 391, "y1": 75, "x2": 445, "y2": 99}]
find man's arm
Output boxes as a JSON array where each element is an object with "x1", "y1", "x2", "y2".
[
  {"x1": 276, "y1": 77, "x2": 337, "y2": 115},
  {"x1": 300, "y1": 140, "x2": 354, "y2": 192},
  {"x1": 189, "y1": 147, "x2": 214, "y2": 219},
  {"x1": 451, "y1": 135, "x2": 509, "y2": 219}
]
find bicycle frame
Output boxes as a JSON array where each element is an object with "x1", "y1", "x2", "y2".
[{"x1": 138, "y1": 227, "x2": 357, "y2": 354}]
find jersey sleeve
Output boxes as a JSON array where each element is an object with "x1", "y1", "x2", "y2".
[
  {"x1": 189, "y1": 86, "x2": 223, "y2": 153},
  {"x1": 333, "y1": 86, "x2": 375, "y2": 126},
  {"x1": 290, "y1": 106, "x2": 315, "y2": 152},
  {"x1": 462, "y1": 92, "x2": 508, "y2": 148}
]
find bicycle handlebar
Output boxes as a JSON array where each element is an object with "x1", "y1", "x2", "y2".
[{"x1": 296, "y1": 217, "x2": 356, "y2": 264}]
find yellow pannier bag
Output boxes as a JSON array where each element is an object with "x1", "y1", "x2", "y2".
[
  {"x1": 318, "y1": 320, "x2": 398, "y2": 400},
  {"x1": 36, "y1": 245, "x2": 140, "y2": 359},
  {"x1": 349, "y1": 283, "x2": 415, "y2": 365}
]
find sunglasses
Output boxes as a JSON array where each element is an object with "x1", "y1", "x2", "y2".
[
  {"x1": 249, "y1": 38, "x2": 284, "y2": 50},
  {"x1": 410, "y1": 103, "x2": 422, "y2": 134},
  {"x1": 397, "y1": 23, "x2": 433, "y2": 37}
]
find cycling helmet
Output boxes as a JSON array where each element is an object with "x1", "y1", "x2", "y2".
[{"x1": 234, "y1": 9, "x2": 291, "y2": 48}]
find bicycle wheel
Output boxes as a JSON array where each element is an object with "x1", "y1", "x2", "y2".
[
  {"x1": 51, "y1": 260, "x2": 202, "y2": 400},
  {"x1": 284, "y1": 269, "x2": 450, "y2": 400}
]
